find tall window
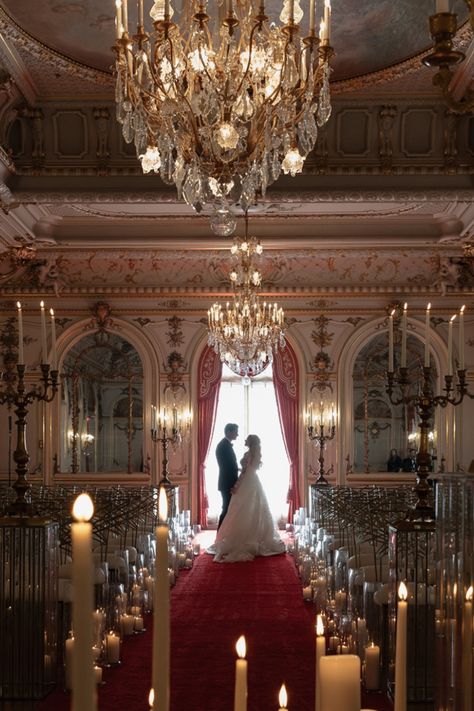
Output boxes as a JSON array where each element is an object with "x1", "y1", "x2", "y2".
[{"x1": 205, "y1": 363, "x2": 290, "y2": 525}]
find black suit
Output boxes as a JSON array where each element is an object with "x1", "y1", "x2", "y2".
[{"x1": 216, "y1": 437, "x2": 238, "y2": 529}]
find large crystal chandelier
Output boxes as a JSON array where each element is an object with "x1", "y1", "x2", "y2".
[
  {"x1": 207, "y1": 222, "x2": 285, "y2": 376},
  {"x1": 113, "y1": 0, "x2": 333, "y2": 218}
]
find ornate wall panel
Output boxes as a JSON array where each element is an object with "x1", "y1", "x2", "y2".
[
  {"x1": 52, "y1": 110, "x2": 88, "y2": 158},
  {"x1": 400, "y1": 109, "x2": 437, "y2": 157}
]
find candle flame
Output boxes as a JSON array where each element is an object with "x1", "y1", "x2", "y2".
[
  {"x1": 404, "y1": 302, "x2": 407, "y2": 310},
  {"x1": 324, "y1": 0, "x2": 330, "y2": 7},
  {"x1": 450, "y1": 314, "x2": 456, "y2": 322},
  {"x1": 466, "y1": 586, "x2": 473, "y2": 602},
  {"x1": 398, "y1": 581, "x2": 408, "y2": 601},
  {"x1": 148, "y1": 688, "x2": 154, "y2": 707},
  {"x1": 72, "y1": 493, "x2": 94, "y2": 522},
  {"x1": 461, "y1": 304, "x2": 466, "y2": 314},
  {"x1": 427, "y1": 303, "x2": 431, "y2": 311},
  {"x1": 40, "y1": 300, "x2": 45, "y2": 309},
  {"x1": 50, "y1": 308, "x2": 55, "y2": 317},
  {"x1": 16, "y1": 301, "x2": 21, "y2": 309},
  {"x1": 158, "y1": 486, "x2": 168, "y2": 523},
  {"x1": 278, "y1": 684, "x2": 288, "y2": 707},
  {"x1": 390, "y1": 309, "x2": 395, "y2": 316},
  {"x1": 236, "y1": 635, "x2": 246, "y2": 658},
  {"x1": 316, "y1": 614, "x2": 324, "y2": 636}
]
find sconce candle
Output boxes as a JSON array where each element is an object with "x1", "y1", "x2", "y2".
[
  {"x1": 459, "y1": 305, "x2": 465, "y2": 369},
  {"x1": 389, "y1": 309, "x2": 394, "y2": 372},
  {"x1": 424, "y1": 303, "x2": 431, "y2": 368},
  {"x1": 234, "y1": 635, "x2": 247, "y2": 711},
  {"x1": 16, "y1": 301, "x2": 24, "y2": 365},
  {"x1": 71, "y1": 493, "x2": 96, "y2": 711},
  {"x1": 49, "y1": 308, "x2": 57, "y2": 370},
  {"x1": 152, "y1": 486, "x2": 170, "y2": 711},
  {"x1": 40, "y1": 301, "x2": 48, "y2": 364},
  {"x1": 394, "y1": 581, "x2": 408, "y2": 711},
  {"x1": 401, "y1": 303, "x2": 407, "y2": 368},
  {"x1": 448, "y1": 314, "x2": 456, "y2": 376}
]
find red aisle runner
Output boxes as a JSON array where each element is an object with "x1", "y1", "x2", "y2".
[{"x1": 38, "y1": 551, "x2": 393, "y2": 711}]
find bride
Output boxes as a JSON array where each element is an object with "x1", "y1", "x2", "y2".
[{"x1": 208, "y1": 434, "x2": 286, "y2": 563}]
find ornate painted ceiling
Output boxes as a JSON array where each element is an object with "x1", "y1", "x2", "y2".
[{"x1": 0, "y1": 1, "x2": 473, "y2": 304}]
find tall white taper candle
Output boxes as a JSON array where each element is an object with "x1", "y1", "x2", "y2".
[
  {"x1": 49, "y1": 308, "x2": 57, "y2": 370},
  {"x1": 234, "y1": 635, "x2": 247, "y2": 711},
  {"x1": 16, "y1": 301, "x2": 24, "y2": 365},
  {"x1": 459, "y1": 305, "x2": 465, "y2": 370},
  {"x1": 315, "y1": 614, "x2": 325, "y2": 711},
  {"x1": 71, "y1": 494, "x2": 96, "y2": 711},
  {"x1": 448, "y1": 315, "x2": 456, "y2": 376},
  {"x1": 424, "y1": 303, "x2": 431, "y2": 368},
  {"x1": 394, "y1": 582, "x2": 408, "y2": 711},
  {"x1": 389, "y1": 309, "x2": 394, "y2": 372},
  {"x1": 463, "y1": 586, "x2": 473, "y2": 711},
  {"x1": 152, "y1": 487, "x2": 170, "y2": 711},
  {"x1": 40, "y1": 300, "x2": 48, "y2": 364},
  {"x1": 401, "y1": 303, "x2": 407, "y2": 368}
]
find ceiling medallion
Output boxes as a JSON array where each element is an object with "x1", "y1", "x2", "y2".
[
  {"x1": 207, "y1": 216, "x2": 285, "y2": 377},
  {"x1": 112, "y1": 0, "x2": 333, "y2": 222}
]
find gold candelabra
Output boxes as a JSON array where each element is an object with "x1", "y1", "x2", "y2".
[
  {"x1": 151, "y1": 407, "x2": 182, "y2": 486},
  {"x1": 307, "y1": 415, "x2": 335, "y2": 484},
  {"x1": 0, "y1": 364, "x2": 58, "y2": 516},
  {"x1": 386, "y1": 365, "x2": 468, "y2": 520}
]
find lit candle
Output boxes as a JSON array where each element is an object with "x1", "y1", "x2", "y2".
[
  {"x1": 94, "y1": 666, "x2": 102, "y2": 685},
  {"x1": 436, "y1": 0, "x2": 450, "y2": 12},
  {"x1": 309, "y1": 0, "x2": 315, "y2": 33},
  {"x1": 71, "y1": 493, "x2": 96, "y2": 711},
  {"x1": 424, "y1": 303, "x2": 431, "y2": 368},
  {"x1": 323, "y1": 0, "x2": 331, "y2": 41},
  {"x1": 315, "y1": 615, "x2": 325, "y2": 711},
  {"x1": 319, "y1": 18, "x2": 326, "y2": 42},
  {"x1": 448, "y1": 314, "x2": 456, "y2": 376},
  {"x1": 149, "y1": 689, "x2": 154, "y2": 710},
  {"x1": 16, "y1": 301, "x2": 24, "y2": 365},
  {"x1": 364, "y1": 643, "x2": 380, "y2": 691},
  {"x1": 65, "y1": 634, "x2": 74, "y2": 690},
  {"x1": 49, "y1": 308, "x2": 57, "y2": 370},
  {"x1": 459, "y1": 305, "x2": 465, "y2": 370},
  {"x1": 105, "y1": 631, "x2": 120, "y2": 664},
  {"x1": 234, "y1": 635, "x2": 247, "y2": 711},
  {"x1": 389, "y1": 309, "x2": 395, "y2": 372},
  {"x1": 40, "y1": 300, "x2": 48, "y2": 364},
  {"x1": 152, "y1": 486, "x2": 170, "y2": 711},
  {"x1": 463, "y1": 586, "x2": 473, "y2": 711},
  {"x1": 319, "y1": 655, "x2": 361, "y2": 711},
  {"x1": 278, "y1": 683, "x2": 288, "y2": 710},
  {"x1": 401, "y1": 303, "x2": 407, "y2": 368},
  {"x1": 394, "y1": 582, "x2": 408, "y2": 711}
]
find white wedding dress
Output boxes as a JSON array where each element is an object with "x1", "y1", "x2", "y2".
[{"x1": 208, "y1": 454, "x2": 286, "y2": 563}]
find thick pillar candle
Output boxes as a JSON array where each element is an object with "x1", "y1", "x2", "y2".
[
  {"x1": 71, "y1": 493, "x2": 96, "y2": 711},
  {"x1": 152, "y1": 486, "x2": 170, "y2": 711},
  {"x1": 315, "y1": 614, "x2": 325, "y2": 711},
  {"x1": 319, "y1": 655, "x2": 360, "y2": 711},
  {"x1": 364, "y1": 643, "x2": 380, "y2": 690},
  {"x1": 394, "y1": 582, "x2": 408, "y2": 711},
  {"x1": 234, "y1": 635, "x2": 247, "y2": 711},
  {"x1": 16, "y1": 301, "x2": 24, "y2": 365}
]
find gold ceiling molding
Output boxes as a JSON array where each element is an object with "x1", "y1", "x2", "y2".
[{"x1": 0, "y1": 7, "x2": 112, "y2": 87}]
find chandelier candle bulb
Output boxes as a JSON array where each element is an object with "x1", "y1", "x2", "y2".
[
  {"x1": 309, "y1": 0, "x2": 315, "y2": 33},
  {"x1": 459, "y1": 305, "x2": 465, "y2": 369},
  {"x1": 234, "y1": 635, "x2": 248, "y2": 711},
  {"x1": 436, "y1": 0, "x2": 450, "y2": 12},
  {"x1": 323, "y1": 0, "x2": 331, "y2": 40},
  {"x1": 71, "y1": 493, "x2": 96, "y2": 711},
  {"x1": 115, "y1": 0, "x2": 122, "y2": 36},
  {"x1": 315, "y1": 615, "x2": 325, "y2": 711},
  {"x1": 152, "y1": 487, "x2": 170, "y2": 711},
  {"x1": 401, "y1": 303, "x2": 407, "y2": 368},
  {"x1": 16, "y1": 301, "x2": 24, "y2": 365},
  {"x1": 389, "y1": 309, "x2": 394, "y2": 372},
  {"x1": 424, "y1": 303, "x2": 431, "y2": 367},
  {"x1": 448, "y1": 314, "x2": 456, "y2": 376},
  {"x1": 138, "y1": 0, "x2": 144, "y2": 27},
  {"x1": 40, "y1": 301, "x2": 48, "y2": 364},
  {"x1": 394, "y1": 582, "x2": 408, "y2": 711}
]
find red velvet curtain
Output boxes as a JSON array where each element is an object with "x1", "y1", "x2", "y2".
[
  {"x1": 197, "y1": 346, "x2": 222, "y2": 527},
  {"x1": 272, "y1": 342, "x2": 300, "y2": 523}
]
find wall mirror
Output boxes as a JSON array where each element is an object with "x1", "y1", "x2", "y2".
[
  {"x1": 60, "y1": 332, "x2": 144, "y2": 474},
  {"x1": 352, "y1": 333, "x2": 436, "y2": 474}
]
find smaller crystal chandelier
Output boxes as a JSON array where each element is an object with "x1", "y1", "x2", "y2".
[{"x1": 207, "y1": 219, "x2": 285, "y2": 376}]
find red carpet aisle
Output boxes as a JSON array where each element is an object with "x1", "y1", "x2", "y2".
[{"x1": 38, "y1": 550, "x2": 393, "y2": 711}]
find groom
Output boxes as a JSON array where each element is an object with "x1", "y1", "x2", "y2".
[{"x1": 216, "y1": 423, "x2": 239, "y2": 529}]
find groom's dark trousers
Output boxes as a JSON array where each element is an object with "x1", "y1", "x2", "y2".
[{"x1": 216, "y1": 437, "x2": 238, "y2": 529}]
